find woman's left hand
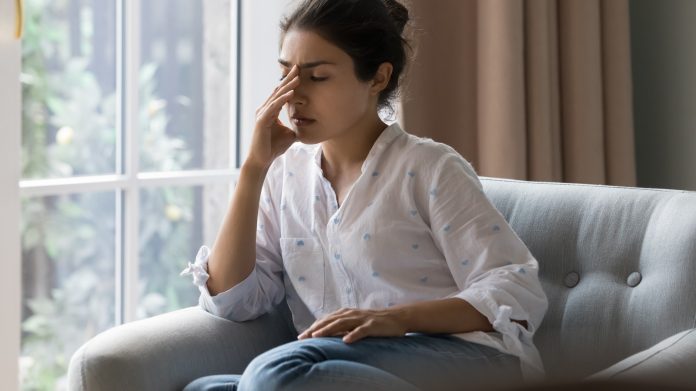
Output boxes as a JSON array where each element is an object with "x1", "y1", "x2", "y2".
[{"x1": 297, "y1": 307, "x2": 408, "y2": 344}]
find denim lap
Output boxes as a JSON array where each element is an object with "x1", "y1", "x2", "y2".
[
  {"x1": 184, "y1": 334, "x2": 521, "y2": 391},
  {"x1": 183, "y1": 374, "x2": 242, "y2": 391}
]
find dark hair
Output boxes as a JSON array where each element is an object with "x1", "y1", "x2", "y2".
[{"x1": 280, "y1": 0, "x2": 413, "y2": 117}]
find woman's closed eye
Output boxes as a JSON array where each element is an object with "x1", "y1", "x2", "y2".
[{"x1": 279, "y1": 74, "x2": 329, "y2": 82}]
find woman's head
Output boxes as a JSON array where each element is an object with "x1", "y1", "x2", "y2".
[{"x1": 278, "y1": 0, "x2": 412, "y2": 143}]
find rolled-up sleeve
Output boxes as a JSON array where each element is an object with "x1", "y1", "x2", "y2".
[
  {"x1": 181, "y1": 168, "x2": 285, "y2": 322},
  {"x1": 426, "y1": 148, "x2": 548, "y2": 372}
]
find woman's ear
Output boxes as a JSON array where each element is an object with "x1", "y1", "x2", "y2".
[{"x1": 370, "y1": 62, "x2": 393, "y2": 95}]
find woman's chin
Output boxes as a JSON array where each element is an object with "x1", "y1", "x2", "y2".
[{"x1": 294, "y1": 128, "x2": 321, "y2": 145}]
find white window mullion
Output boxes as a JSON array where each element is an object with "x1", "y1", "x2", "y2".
[
  {"x1": 229, "y1": 0, "x2": 241, "y2": 197},
  {"x1": 18, "y1": 170, "x2": 238, "y2": 198},
  {"x1": 115, "y1": 0, "x2": 125, "y2": 326},
  {"x1": 230, "y1": 0, "x2": 240, "y2": 170},
  {"x1": 122, "y1": 0, "x2": 141, "y2": 323}
]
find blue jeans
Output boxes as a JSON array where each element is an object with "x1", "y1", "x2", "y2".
[{"x1": 183, "y1": 333, "x2": 522, "y2": 391}]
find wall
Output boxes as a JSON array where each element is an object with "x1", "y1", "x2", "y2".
[{"x1": 630, "y1": 0, "x2": 696, "y2": 191}]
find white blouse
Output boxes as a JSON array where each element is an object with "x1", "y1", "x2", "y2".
[{"x1": 181, "y1": 122, "x2": 548, "y2": 380}]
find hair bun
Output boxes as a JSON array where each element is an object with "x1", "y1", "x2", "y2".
[{"x1": 382, "y1": 0, "x2": 409, "y2": 34}]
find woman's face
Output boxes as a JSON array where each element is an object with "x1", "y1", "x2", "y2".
[{"x1": 279, "y1": 29, "x2": 381, "y2": 144}]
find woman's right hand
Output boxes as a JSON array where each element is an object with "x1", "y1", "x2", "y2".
[{"x1": 245, "y1": 64, "x2": 301, "y2": 170}]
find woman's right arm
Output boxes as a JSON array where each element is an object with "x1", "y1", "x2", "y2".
[
  {"x1": 205, "y1": 64, "x2": 301, "y2": 296},
  {"x1": 205, "y1": 163, "x2": 269, "y2": 295}
]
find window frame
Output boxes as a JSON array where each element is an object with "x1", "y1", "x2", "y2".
[
  {"x1": 17, "y1": 0, "x2": 241, "y2": 325},
  {"x1": 1, "y1": 0, "x2": 22, "y2": 387}
]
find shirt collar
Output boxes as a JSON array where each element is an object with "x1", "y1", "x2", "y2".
[{"x1": 311, "y1": 122, "x2": 405, "y2": 172}]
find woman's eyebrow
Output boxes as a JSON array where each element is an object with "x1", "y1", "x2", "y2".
[{"x1": 278, "y1": 59, "x2": 336, "y2": 69}]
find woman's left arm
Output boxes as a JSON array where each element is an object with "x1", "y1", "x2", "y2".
[
  {"x1": 301, "y1": 147, "x2": 544, "y2": 344},
  {"x1": 298, "y1": 297, "x2": 491, "y2": 343},
  {"x1": 298, "y1": 297, "x2": 530, "y2": 343}
]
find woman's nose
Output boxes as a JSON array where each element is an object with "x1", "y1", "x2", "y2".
[{"x1": 289, "y1": 83, "x2": 307, "y2": 105}]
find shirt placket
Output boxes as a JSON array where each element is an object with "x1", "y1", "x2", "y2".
[{"x1": 320, "y1": 176, "x2": 358, "y2": 308}]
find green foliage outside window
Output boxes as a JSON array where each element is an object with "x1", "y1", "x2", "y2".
[{"x1": 20, "y1": 0, "x2": 200, "y2": 389}]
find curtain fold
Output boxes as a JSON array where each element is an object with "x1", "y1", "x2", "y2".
[{"x1": 400, "y1": 0, "x2": 636, "y2": 186}]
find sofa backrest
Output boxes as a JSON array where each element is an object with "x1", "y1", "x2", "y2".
[{"x1": 480, "y1": 177, "x2": 696, "y2": 380}]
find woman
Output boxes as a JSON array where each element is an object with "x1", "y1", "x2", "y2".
[{"x1": 181, "y1": 0, "x2": 548, "y2": 389}]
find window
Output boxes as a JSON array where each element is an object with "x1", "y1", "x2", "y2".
[{"x1": 19, "y1": 0, "x2": 239, "y2": 388}]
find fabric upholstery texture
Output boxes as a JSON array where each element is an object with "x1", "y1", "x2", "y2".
[
  {"x1": 480, "y1": 178, "x2": 696, "y2": 382},
  {"x1": 67, "y1": 178, "x2": 696, "y2": 390},
  {"x1": 67, "y1": 305, "x2": 296, "y2": 391},
  {"x1": 588, "y1": 327, "x2": 696, "y2": 387}
]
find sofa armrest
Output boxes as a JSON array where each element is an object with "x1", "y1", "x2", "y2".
[
  {"x1": 67, "y1": 303, "x2": 297, "y2": 391},
  {"x1": 587, "y1": 328, "x2": 696, "y2": 388}
]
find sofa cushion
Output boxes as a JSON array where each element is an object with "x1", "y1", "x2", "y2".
[
  {"x1": 587, "y1": 328, "x2": 696, "y2": 388},
  {"x1": 479, "y1": 178, "x2": 696, "y2": 381}
]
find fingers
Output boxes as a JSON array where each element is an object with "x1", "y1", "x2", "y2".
[
  {"x1": 298, "y1": 316, "x2": 334, "y2": 339},
  {"x1": 343, "y1": 324, "x2": 369, "y2": 344},
  {"x1": 257, "y1": 89, "x2": 294, "y2": 123},
  {"x1": 256, "y1": 67, "x2": 300, "y2": 124},
  {"x1": 297, "y1": 309, "x2": 356, "y2": 339},
  {"x1": 261, "y1": 64, "x2": 300, "y2": 108},
  {"x1": 311, "y1": 317, "x2": 358, "y2": 338}
]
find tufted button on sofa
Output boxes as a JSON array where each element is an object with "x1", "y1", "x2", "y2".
[{"x1": 67, "y1": 178, "x2": 696, "y2": 390}]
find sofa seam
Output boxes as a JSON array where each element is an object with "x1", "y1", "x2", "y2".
[
  {"x1": 479, "y1": 177, "x2": 694, "y2": 194},
  {"x1": 607, "y1": 328, "x2": 696, "y2": 379}
]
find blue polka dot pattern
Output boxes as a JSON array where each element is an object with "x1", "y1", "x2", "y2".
[{"x1": 212, "y1": 125, "x2": 548, "y2": 359}]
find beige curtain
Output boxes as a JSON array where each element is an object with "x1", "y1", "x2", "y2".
[{"x1": 399, "y1": 0, "x2": 636, "y2": 185}]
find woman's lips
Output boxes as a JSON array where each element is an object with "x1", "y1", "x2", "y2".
[{"x1": 292, "y1": 118, "x2": 316, "y2": 126}]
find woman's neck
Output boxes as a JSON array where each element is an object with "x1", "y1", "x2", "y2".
[{"x1": 320, "y1": 116, "x2": 388, "y2": 178}]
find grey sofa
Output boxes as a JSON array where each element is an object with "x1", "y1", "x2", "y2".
[{"x1": 67, "y1": 178, "x2": 696, "y2": 390}]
